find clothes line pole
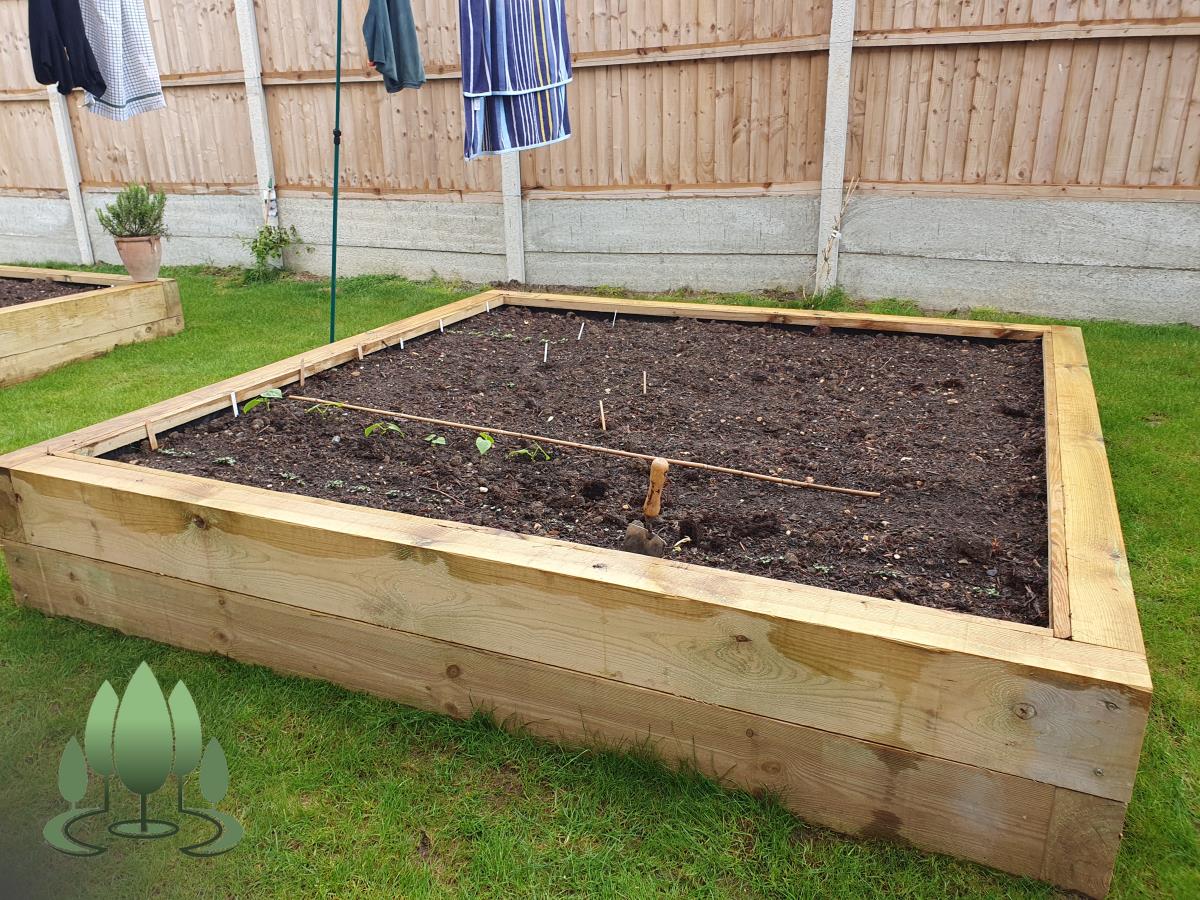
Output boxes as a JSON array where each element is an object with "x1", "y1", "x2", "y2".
[{"x1": 328, "y1": 0, "x2": 345, "y2": 344}]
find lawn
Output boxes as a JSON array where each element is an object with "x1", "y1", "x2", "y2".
[{"x1": 0, "y1": 266, "x2": 1195, "y2": 899}]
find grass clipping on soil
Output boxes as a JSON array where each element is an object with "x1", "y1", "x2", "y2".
[{"x1": 118, "y1": 306, "x2": 1049, "y2": 625}]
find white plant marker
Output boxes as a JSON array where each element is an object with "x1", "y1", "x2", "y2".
[
  {"x1": 611, "y1": 310, "x2": 618, "y2": 327},
  {"x1": 439, "y1": 318, "x2": 444, "y2": 333},
  {"x1": 643, "y1": 371, "x2": 648, "y2": 395},
  {"x1": 577, "y1": 321, "x2": 586, "y2": 340},
  {"x1": 485, "y1": 299, "x2": 490, "y2": 312},
  {"x1": 400, "y1": 337, "x2": 405, "y2": 349},
  {"x1": 230, "y1": 391, "x2": 239, "y2": 417},
  {"x1": 543, "y1": 340, "x2": 549, "y2": 363}
]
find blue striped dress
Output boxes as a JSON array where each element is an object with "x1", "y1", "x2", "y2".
[{"x1": 459, "y1": 0, "x2": 573, "y2": 159}]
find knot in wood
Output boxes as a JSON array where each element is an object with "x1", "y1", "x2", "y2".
[{"x1": 445, "y1": 664, "x2": 462, "y2": 679}]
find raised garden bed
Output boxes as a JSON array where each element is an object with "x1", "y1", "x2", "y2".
[
  {"x1": 0, "y1": 290, "x2": 1149, "y2": 897},
  {"x1": 0, "y1": 265, "x2": 183, "y2": 387}
]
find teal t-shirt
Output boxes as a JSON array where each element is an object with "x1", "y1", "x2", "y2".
[{"x1": 363, "y1": 0, "x2": 426, "y2": 93}]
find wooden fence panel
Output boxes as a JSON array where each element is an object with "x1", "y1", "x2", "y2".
[
  {"x1": 70, "y1": 86, "x2": 256, "y2": 190},
  {"x1": 268, "y1": 79, "x2": 500, "y2": 193},
  {"x1": 521, "y1": 53, "x2": 827, "y2": 190},
  {"x1": 147, "y1": 0, "x2": 242, "y2": 77},
  {"x1": 855, "y1": 0, "x2": 1200, "y2": 30},
  {"x1": 0, "y1": 100, "x2": 64, "y2": 191},
  {"x1": 847, "y1": 36, "x2": 1200, "y2": 187},
  {"x1": 0, "y1": 1, "x2": 39, "y2": 92}
]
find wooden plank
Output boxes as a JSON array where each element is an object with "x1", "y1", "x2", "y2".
[
  {"x1": 499, "y1": 290, "x2": 1051, "y2": 339},
  {"x1": 0, "y1": 265, "x2": 130, "y2": 286},
  {"x1": 0, "y1": 282, "x2": 172, "y2": 360},
  {"x1": 1040, "y1": 788, "x2": 1130, "y2": 898},
  {"x1": 1043, "y1": 332, "x2": 1071, "y2": 639},
  {"x1": 1051, "y1": 326, "x2": 1146, "y2": 654},
  {"x1": 0, "y1": 317, "x2": 184, "y2": 389},
  {"x1": 7, "y1": 453, "x2": 1150, "y2": 801},
  {"x1": 5, "y1": 538, "x2": 1110, "y2": 894}
]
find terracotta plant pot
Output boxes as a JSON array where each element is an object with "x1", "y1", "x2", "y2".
[{"x1": 114, "y1": 236, "x2": 163, "y2": 282}]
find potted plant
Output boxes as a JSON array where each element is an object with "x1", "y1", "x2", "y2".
[{"x1": 97, "y1": 184, "x2": 168, "y2": 282}]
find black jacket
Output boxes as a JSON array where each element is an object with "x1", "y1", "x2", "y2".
[{"x1": 28, "y1": 0, "x2": 106, "y2": 96}]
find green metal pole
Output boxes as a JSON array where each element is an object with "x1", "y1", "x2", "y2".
[{"x1": 329, "y1": 0, "x2": 344, "y2": 344}]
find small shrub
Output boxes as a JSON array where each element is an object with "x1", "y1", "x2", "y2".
[
  {"x1": 96, "y1": 184, "x2": 167, "y2": 238},
  {"x1": 243, "y1": 224, "x2": 301, "y2": 282}
]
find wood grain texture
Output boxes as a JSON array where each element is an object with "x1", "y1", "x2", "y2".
[
  {"x1": 2, "y1": 538, "x2": 1127, "y2": 895},
  {"x1": 1040, "y1": 787, "x2": 1130, "y2": 898},
  {"x1": 1050, "y1": 326, "x2": 1146, "y2": 654},
  {"x1": 0, "y1": 100, "x2": 64, "y2": 192}
]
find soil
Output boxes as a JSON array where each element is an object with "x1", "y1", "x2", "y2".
[
  {"x1": 115, "y1": 306, "x2": 1050, "y2": 625},
  {"x1": 0, "y1": 276, "x2": 97, "y2": 309}
]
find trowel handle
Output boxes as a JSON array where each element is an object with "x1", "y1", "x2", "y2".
[{"x1": 643, "y1": 457, "x2": 669, "y2": 519}]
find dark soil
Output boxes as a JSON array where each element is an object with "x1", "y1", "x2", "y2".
[
  {"x1": 115, "y1": 306, "x2": 1049, "y2": 625},
  {"x1": 0, "y1": 276, "x2": 96, "y2": 309}
]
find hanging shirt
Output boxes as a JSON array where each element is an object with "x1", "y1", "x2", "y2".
[
  {"x1": 364, "y1": 0, "x2": 426, "y2": 93},
  {"x1": 28, "y1": 0, "x2": 107, "y2": 96},
  {"x1": 459, "y1": 0, "x2": 573, "y2": 159},
  {"x1": 79, "y1": 0, "x2": 166, "y2": 121}
]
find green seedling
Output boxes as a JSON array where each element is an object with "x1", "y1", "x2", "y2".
[
  {"x1": 214, "y1": 456, "x2": 237, "y2": 467},
  {"x1": 242, "y1": 388, "x2": 283, "y2": 415},
  {"x1": 424, "y1": 434, "x2": 447, "y2": 447},
  {"x1": 306, "y1": 402, "x2": 345, "y2": 417},
  {"x1": 508, "y1": 443, "x2": 551, "y2": 462},
  {"x1": 348, "y1": 485, "x2": 371, "y2": 494},
  {"x1": 475, "y1": 432, "x2": 495, "y2": 456},
  {"x1": 364, "y1": 422, "x2": 404, "y2": 438},
  {"x1": 156, "y1": 447, "x2": 195, "y2": 458},
  {"x1": 276, "y1": 472, "x2": 302, "y2": 482},
  {"x1": 325, "y1": 479, "x2": 345, "y2": 489}
]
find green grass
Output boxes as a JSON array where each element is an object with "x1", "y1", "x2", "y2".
[{"x1": 0, "y1": 267, "x2": 1196, "y2": 899}]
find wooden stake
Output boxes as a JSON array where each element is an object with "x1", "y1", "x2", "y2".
[
  {"x1": 144, "y1": 422, "x2": 159, "y2": 451},
  {"x1": 356, "y1": 344, "x2": 364, "y2": 361},
  {"x1": 643, "y1": 457, "x2": 669, "y2": 519},
  {"x1": 288, "y1": 395, "x2": 882, "y2": 498},
  {"x1": 298, "y1": 359, "x2": 305, "y2": 388},
  {"x1": 599, "y1": 400, "x2": 607, "y2": 431}
]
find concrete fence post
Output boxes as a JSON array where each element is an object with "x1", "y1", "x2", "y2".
[
  {"x1": 814, "y1": 0, "x2": 857, "y2": 292},
  {"x1": 501, "y1": 152, "x2": 526, "y2": 283},
  {"x1": 46, "y1": 88, "x2": 94, "y2": 265},
  {"x1": 233, "y1": 0, "x2": 278, "y2": 226}
]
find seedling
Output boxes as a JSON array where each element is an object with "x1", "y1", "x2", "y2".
[
  {"x1": 156, "y1": 447, "x2": 195, "y2": 458},
  {"x1": 475, "y1": 432, "x2": 495, "y2": 456},
  {"x1": 364, "y1": 422, "x2": 404, "y2": 438},
  {"x1": 306, "y1": 402, "x2": 345, "y2": 417},
  {"x1": 242, "y1": 388, "x2": 283, "y2": 415},
  {"x1": 424, "y1": 434, "x2": 447, "y2": 447},
  {"x1": 214, "y1": 456, "x2": 237, "y2": 467},
  {"x1": 508, "y1": 443, "x2": 551, "y2": 462},
  {"x1": 348, "y1": 485, "x2": 371, "y2": 494},
  {"x1": 276, "y1": 471, "x2": 302, "y2": 483},
  {"x1": 325, "y1": 479, "x2": 346, "y2": 489}
]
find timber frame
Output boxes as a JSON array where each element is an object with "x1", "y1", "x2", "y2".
[
  {"x1": 0, "y1": 290, "x2": 1148, "y2": 897},
  {"x1": 0, "y1": 265, "x2": 183, "y2": 387}
]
